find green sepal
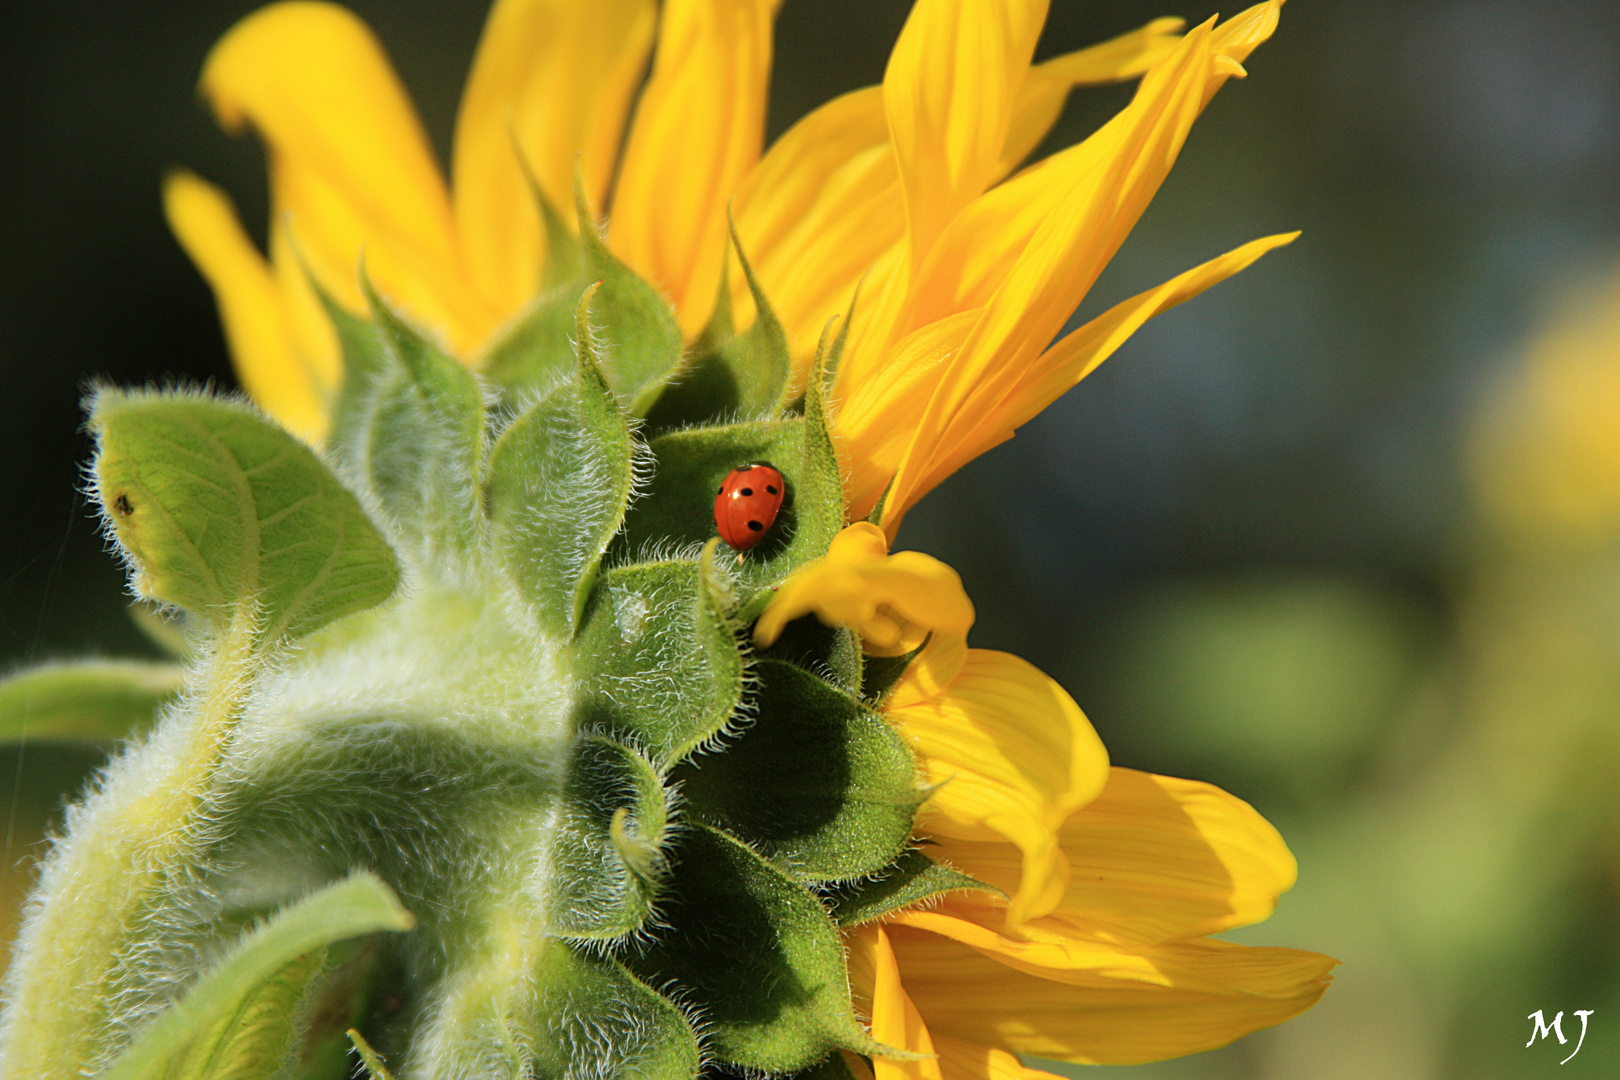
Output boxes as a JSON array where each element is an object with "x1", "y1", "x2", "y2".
[
  {"x1": 674, "y1": 659, "x2": 919, "y2": 883},
  {"x1": 825, "y1": 848, "x2": 998, "y2": 927},
  {"x1": 100, "y1": 872, "x2": 414, "y2": 1080},
  {"x1": 90, "y1": 390, "x2": 401, "y2": 644},
  {"x1": 625, "y1": 824, "x2": 878, "y2": 1073},
  {"x1": 486, "y1": 290, "x2": 637, "y2": 637},
  {"x1": 575, "y1": 186, "x2": 684, "y2": 414},
  {"x1": 570, "y1": 548, "x2": 744, "y2": 767},
  {"x1": 528, "y1": 946, "x2": 701, "y2": 1080},
  {"x1": 548, "y1": 735, "x2": 670, "y2": 939},
  {"x1": 793, "y1": 1050, "x2": 865, "y2": 1080},
  {"x1": 859, "y1": 638, "x2": 927, "y2": 706},
  {"x1": 0, "y1": 660, "x2": 182, "y2": 743},
  {"x1": 642, "y1": 219, "x2": 791, "y2": 429},
  {"x1": 477, "y1": 184, "x2": 590, "y2": 402},
  {"x1": 326, "y1": 279, "x2": 485, "y2": 562},
  {"x1": 619, "y1": 412, "x2": 844, "y2": 615}
]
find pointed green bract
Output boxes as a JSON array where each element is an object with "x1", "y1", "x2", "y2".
[
  {"x1": 625, "y1": 825, "x2": 876, "y2": 1073},
  {"x1": 486, "y1": 294, "x2": 637, "y2": 637},
  {"x1": 644, "y1": 224, "x2": 792, "y2": 427},
  {"x1": 99, "y1": 873, "x2": 412, "y2": 1080},
  {"x1": 576, "y1": 190, "x2": 685, "y2": 413},
  {"x1": 0, "y1": 660, "x2": 182, "y2": 743},
  {"x1": 528, "y1": 948, "x2": 702, "y2": 1080},
  {"x1": 677, "y1": 659, "x2": 918, "y2": 882},
  {"x1": 323, "y1": 282, "x2": 485, "y2": 562},
  {"x1": 91, "y1": 391, "x2": 400, "y2": 643},
  {"x1": 571, "y1": 552, "x2": 745, "y2": 766},
  {"x1": 827, "y1": 848, "x2": 998, "y2": 926}
]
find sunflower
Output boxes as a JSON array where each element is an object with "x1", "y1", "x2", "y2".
[{"x1": 2, "y1": 0, "x2": 1329, "y2": 1075}]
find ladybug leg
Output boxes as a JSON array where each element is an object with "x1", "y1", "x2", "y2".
[{"x1": 735, "y1": 551, "x2": 746, "y2": 567}]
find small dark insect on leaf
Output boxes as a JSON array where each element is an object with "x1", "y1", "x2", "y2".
[{"x1": 113, "y1": 493, "x2": 133, "y2": 516}]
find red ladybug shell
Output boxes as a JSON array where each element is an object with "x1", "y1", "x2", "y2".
[{"x1": 714, "y1": 464, "x2": 785, "y2": 552}]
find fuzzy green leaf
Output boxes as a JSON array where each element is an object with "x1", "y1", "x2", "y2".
[
  {"x1": 826, "y1": 848, "x2": 997, "y2": 927},
  {"x1": 549, "y1": 735, "x2": 670, "y2": 939},
  {"x1": 91, "y1": 391, "x2": 400, "y2": 643},
  {"x1": 326, "y1": 284, "x2": 484, "y2": 560},
  {"x1": 626, "y1": 825, "x2": 876, "y2": 1073},
  {"x1": 676, "y1": 659, "x2": 918, "y2": 882},
  {"x1": 571, "y1": 552, "x2": 745, "y2": 766},
  {"x1": 577, "y1": 191, "x2": 684, "y2": 413},
  {"x1": 486, "y1": 298, "x2": 637, "y2": 637},
  {"x1": 619, "y1": 414, "x2": 844, "y2": 614},
  {"x1": 0, "y1": 659, "x2": 181, "y2": 743},
  {"x1": 101, "y1": 872, "x2": 414, "y2": 1080}
]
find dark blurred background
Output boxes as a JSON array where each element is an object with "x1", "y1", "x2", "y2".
[{"x1": 6, "y1": 1, "x2": 1620, "y2": 1076}]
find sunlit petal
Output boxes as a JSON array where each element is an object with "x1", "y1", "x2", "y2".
[
  {"x1": 932, "y1": 767, "x2": 1300, "y2": 945},
  {"x1": 888, "y1": 650, "x2": 1109, "y2": 924},
  {"x1": 452, "y1": 0, "x2": 655, "y2": 311},
  {"x1": 884, "y1": 0, "x2": 1049, "y2": 270},
  {"x1": 885, "y1": 923, "x2": 1335, "y2": 1065},
  {"x1": 163, "y1": 172, "x2": 334, "y2": 444},
  {"x1": 611, "y1": 0, "x2": 776, "y2": 336},
  {"x1": 200, "y1": 1, "x2": 497, "y2": 353}
]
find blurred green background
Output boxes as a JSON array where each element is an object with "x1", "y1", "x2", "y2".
[{"x1": 5, "y1": 0, "x2": 1620, "y2": 1075}]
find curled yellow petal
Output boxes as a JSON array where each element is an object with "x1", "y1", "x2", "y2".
[
  {"x1": 887, "y1": 650, "x2": 1109, "y2": 925},
  {"x1": 611, "y1": 0, "x2": 776, "y2": 336},
  {"x1": 452, "y1": 0, "x2": 655, "y2": 311},
  {"x1": 201, "y1": 1, "x2": 496, "y2": 353},
  {"x1": 848, "y1": 925, "x2": 944, "y2": 1080},
  {"x1": 933, "y1": 767, "x2": 1301, "y2": 946},
  {"x1": 885, "y1": 923, "x2": 1335, "y2": 1065},
  {"x1": 753, "y1": 523, "x2": 974, "y2": 657},
  {"x1": 163, "y1": 172, "x2": 333, "y2": 444}
]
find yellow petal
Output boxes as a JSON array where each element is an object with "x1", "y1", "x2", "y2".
[
  {"x1": 885, "y1": 923, "x2": 1335, "y2": 1065},
  {"x1": 998, "y1": 17, "x2": 1186, "y2": 176},
  {"x1": 887, "y1": 650, "x2": 1108, "y2": 925},
  {"x1": 880, "y1": 10, "x2": 1281, "y2": 532},
  {"x1": 163, "y1": 172, "x2": 333, "y2": 444},
  {"x1": 884, "y1": 0, "x2": 1050, "y2": 270},
  {"x1": 610, "y1": 0, "x2": 776, "y2": 336},
  {"x1": 201, "y1": 1, "x2": 496, "y2": 353},
  {"x1": 848, "y1": 925, "x2": 944, "y2": 1080},
  {"x1": 933, "y1": 767, "x2": 1300, "y2": 946},
  {"x1": 732, "y1": 86, "x2": 904, "y2": 373},
  {"x1": 838, "y1": 310, "x2": 981, "y2": 518},
  {"x1": 908, "y1": 232, "x2": 1300, "y2": 505},
  {"x1": 933, "y1": 1035, "x2": 1066, "y2": 1080},
  {"x1": 753, "y1": 523, "x2": 974, "y2": 659},
  {"x1": 452, "y1": 0, "x2": 655, "y2": 312}
]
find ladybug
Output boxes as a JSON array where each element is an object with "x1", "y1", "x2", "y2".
[{"x1": 714, "y1": 463, "x2": 786, "y2": 553}]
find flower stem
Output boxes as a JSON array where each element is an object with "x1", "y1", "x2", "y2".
[{"x1": 0, "y1": 606, "x2": 260, "y2": 1078}]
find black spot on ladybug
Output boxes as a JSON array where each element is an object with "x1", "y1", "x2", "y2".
[
  {"x1": 747, "y1": 520, "x2": 763, "y2": 532},
  {"x1": 740, "y1": 487, "x2": 753, "y2": 497},
  {"x1": 765, "y1": 484, "x2": 778, "y2": 495},
  {"x1": 113, "y1": 494, "x2": 133, "y2": 516}
]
